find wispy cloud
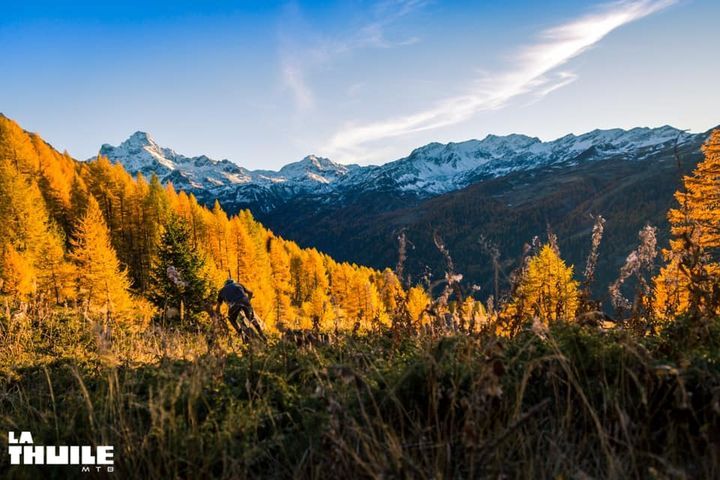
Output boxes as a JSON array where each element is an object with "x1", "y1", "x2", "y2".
[
  {"x1": 281, "y1": 63, "x2": 315, "y2": 110},
  {"x1": 323, "y1": 0, "x2": 676, "y2": 161},
  {"x1": 278, "y1": 0, "x2": 427, "y2": 110}
]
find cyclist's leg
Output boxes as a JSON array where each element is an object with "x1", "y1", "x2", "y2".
[
  {"x1": 242, "y1": 303, "x2": 266, "y2": 340},
  {"x1": 227, "y1": 304, "x2": 250, "y2": 341}
]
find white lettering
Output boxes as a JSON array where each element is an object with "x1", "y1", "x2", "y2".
[
  {"x1": 23, "y1": 446, "x2": 44, "y2": 465},
  {"x1": 5, "y1": 432, "x2": 115, "y2": 468},
  {"x1": 81, "y1": 446, "x2": 96, "y2": 464},
  {"x1": 46, "y1": 446, "x2": 69, "y2": 464},
  {"x1": 70, "y1": 445, "x2": 80, "y2": 465},
  {"x1": 8, "y1": 445, "x2": 22, "y2": 465},
  {"x1": 8, "y1": 431, "x2": 33, "y2": 444},
  {"x1": 96, "y1": 446, "x2": 114, "y2": 465}
]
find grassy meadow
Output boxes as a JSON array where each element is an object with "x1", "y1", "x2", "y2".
[{"x1": 1, "y1": 308, "x2": 719, "y2": 479}]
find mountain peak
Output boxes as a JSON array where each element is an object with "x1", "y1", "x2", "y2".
[
  {"x1": 275, "y1": 155, "x2": 356, "y2": 185},
  {"x1": 481, "y1": 133, "x2": 539, "y2": 144},
  {"x1": 297, "y1": 155, "x2": 339, "y2": 170},
  {"x1": 124, "y1": 131, "x2": 156, "y2": 146}
]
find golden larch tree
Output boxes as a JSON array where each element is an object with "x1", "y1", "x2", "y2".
[
  {"x1": 506, "y1": 244, "x2": 579, "y2": 324},
  {"x1": 269, "y1": 238, "x2": 295, "y2": 328},
  {"x1": 406, "y1": 285, "x2": 430, "y2": 326},
  {"x1": 0, "y1": 114, "x2": 38, "y2": 174},
  {"x1": 654, "y1": 130, "x2": 720, "y2": 318},
  {"x1": 36, "y1": 223, "x2": 74, "y2": 304},
  {"x1": 71, "y1": 196, "x2": 134, "y2": 320},
  {"x1": 1, "y1": 245, "x2": 34, "y2": 299}
]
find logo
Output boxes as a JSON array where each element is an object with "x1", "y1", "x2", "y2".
[{"x1": 7, "y1": 432, "x2": 114, "y2": 473}]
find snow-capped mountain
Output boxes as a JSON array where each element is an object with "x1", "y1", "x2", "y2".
[
  {"x1": 98, "y1": 125, "x2": 699, "y2": 211},
  {"x1": 98, "y1": 132, "x2": 358, "y2": 197},
  {"x1": 99, "y1": 132, "x2": 254, "y2": 190},
  {"x1": 344, "y1": 125, "x2": 693, "y2": 195}
]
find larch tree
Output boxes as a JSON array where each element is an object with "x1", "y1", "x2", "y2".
[
  {"x1": 137, "y1": 174, "x2": 171, "y2": 291},
  {"x1": 301, "y1": 287, "x2": 333, "y2": 331},
  {"x1": 33, "y1": 137, "x2": 74, "y2": 232},
  {"x1": 245, "y1": 232, "x2": 275, "y2": 328},
  {"x1": 69, "y1": 174, "x2": 90, "y2": 233},
  {"x1": 406, "y1": 285, "x2": 430, "y2": 326},
  {"x1": 507, "y1": 244, "x2": 579, "y2": 325},
  {"x1": 0, "y1": 115, "x2": 38, "y2": 174},
  {"x1": 0, "y1": 245, "x2": 34, "y2": 300},
  {"x1": 377, "y1": 268, "x2": 405, "y2": 316},
  {"x1": 0, "y1": 164, "x2": 49, "y2": 255},
  {"x1": 296, "y1": 248, "x2": 332, "y2": 329},
  {"x1": 71, "y1": 196, "x2": 133, "y2": 320},
  {"x1": 229, "y1": 217, "x2": 255, "y2": 285},
  {"x1": 36, "y1": 223, "x2": 74, "y2": 304},
  {"x1": 654, "y1": 129, "x2": 720, "y2": 318},
  {"x1": 209, "y1": 201, "x2": 230, "y2": 274},
  {"x1": 269, "y1": 238, "x2": 294, "y2": 328}
]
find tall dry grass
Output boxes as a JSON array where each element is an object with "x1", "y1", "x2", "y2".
[{"x1": 1, "y1": 300, "x2": 719, "y2": 479}]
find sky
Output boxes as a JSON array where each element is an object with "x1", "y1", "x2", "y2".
[{"x1": 1, "y1": 0, "x2": 718, "y2": 169}]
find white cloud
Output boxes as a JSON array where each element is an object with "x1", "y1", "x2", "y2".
[
  {"x1": 281, "y1": 62, "x2": 314, "y2": 110},
  {"x1": 323, "y1": 0, "x2": 677, "y2": 161}
]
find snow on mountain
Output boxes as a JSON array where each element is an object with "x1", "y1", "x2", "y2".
[
  {"x1": 352, "y1": 125, "x2": 695, "y2": 194},
  {"x1": 98, "y1": 133, "x2": 357, "y2": 194},
  {"x1": 98, "y1": 132, "x2": 254, "y2": 190},
  {"x1": 98, "y1": 125, "x2": 699, "y2": 206},
  {"x1": 256, "y1": 155, "x2": 359, "y2": 187}
]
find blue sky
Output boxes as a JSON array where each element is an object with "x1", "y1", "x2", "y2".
[{"x1": 2, "y1": 0, "x2": 718, "y2": 169}]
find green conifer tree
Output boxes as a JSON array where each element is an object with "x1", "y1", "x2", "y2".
[{"x1": 149, "y1": 216, "x2": 211, "y2": 323}]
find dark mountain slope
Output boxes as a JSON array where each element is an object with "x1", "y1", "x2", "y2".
[{"x1": 255, "y1": 133, "x2": 708, "y2": 298}]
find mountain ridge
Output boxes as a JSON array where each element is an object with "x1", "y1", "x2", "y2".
[{"x1": 98, "y1": 125, "x2": 700, "y2": 206}]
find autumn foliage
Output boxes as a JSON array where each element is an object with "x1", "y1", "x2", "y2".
[
  {"x1": 2, "y1": 113, "x2": 720, "y2": 341},
  {"x1": 653, "y1": 130, "x2": 720, "y2": 320},
  {"x1": 0, "y1": 115, "x2": 409, "y2": 334}
]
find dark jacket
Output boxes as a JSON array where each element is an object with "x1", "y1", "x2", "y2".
[{"x1": 217, "y1": 281, "x2": 252, "y2": 306}]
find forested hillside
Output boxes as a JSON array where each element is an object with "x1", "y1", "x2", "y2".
[
  {"x1": 0, "y1": 114, "x2": 426, "y2": 334},
  {"x1": 253, "y1": 133, "x2": 710, "y2": 298}
]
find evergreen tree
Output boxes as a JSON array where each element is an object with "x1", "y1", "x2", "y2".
[{"x1": 149, "y1": 216, "x2": 211, "y2": 323}]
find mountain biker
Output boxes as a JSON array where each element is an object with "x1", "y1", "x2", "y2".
[{"x1": 215, "y1": 278, "x2": 266, "y2": 341}]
